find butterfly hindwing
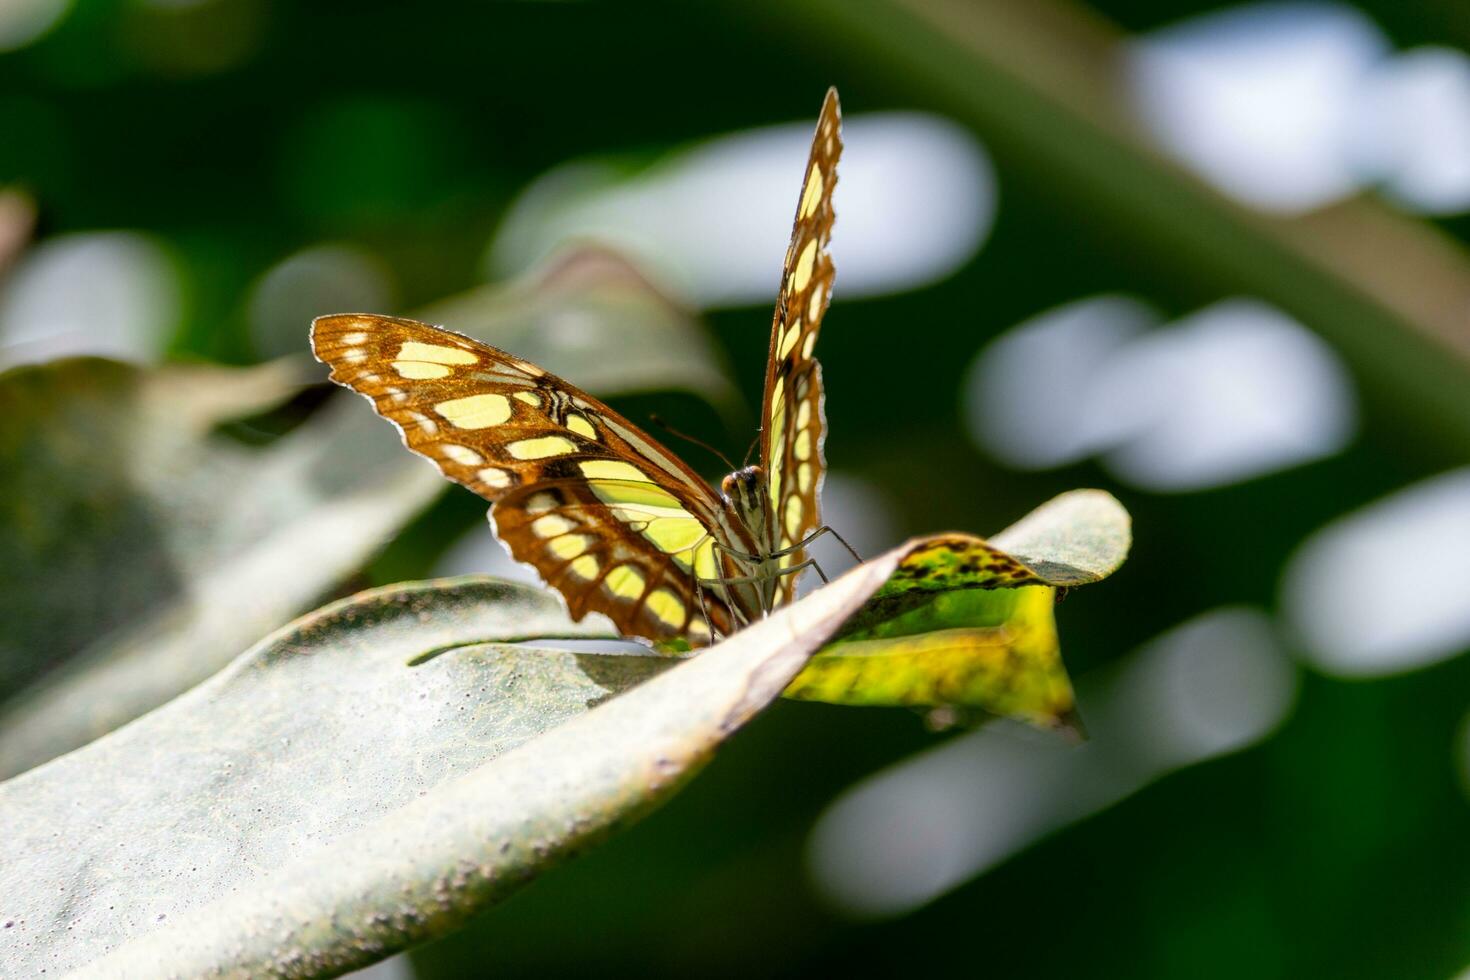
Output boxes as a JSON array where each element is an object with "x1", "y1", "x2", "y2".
[
  {"x1": 761, "y1": 87, "x2": 841, "y2": 602},
  {"x1": 311, "y1": 313, "x2": 739, "y2": 645}
]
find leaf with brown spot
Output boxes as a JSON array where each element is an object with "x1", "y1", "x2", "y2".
[{"x1": 786, "y1": 491, "x2": 1131, "y2": 728}]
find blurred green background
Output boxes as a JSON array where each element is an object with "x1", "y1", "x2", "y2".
[{"x1": 3, "y1": 0, "x2": 1469, "y2": 977}]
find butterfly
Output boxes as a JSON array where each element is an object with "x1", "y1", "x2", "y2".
[{"x1": 312, "y1": 88, "x2": 849, "y2": 649}]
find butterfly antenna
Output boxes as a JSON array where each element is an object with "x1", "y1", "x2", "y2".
[
  {"x1": 741, "y1": 434, "x2": 759, "y2": 468},
  {"x1": 648, "y1": 414, "x2": 737, "y2": 471}
]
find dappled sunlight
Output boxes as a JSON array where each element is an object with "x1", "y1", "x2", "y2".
[
  {"x1": 0, "y1": 0, "x2": 70, "y2": 51},
  {"x1": 0, "y1": 231, "x2": 180, "y2": 367},
  {"x1": 1128, "y1": 2, "x2": 1470, "y2": 217},
  {"x1": 1350, "y1": 46, "x2": 1470, "y2": 215},
  {"x1": 806, "y1": 608, "x2": 1296, "y2": 919},
  {"x1": 964, "y1": 294, "x2": 1158, "y2": 470},
  {"x1": 1091, "y1": 299, "x2": 1355, "y2": 490},
  {"x1": 966, "y1": 296, "x2": 1355, "y2": 491},
  {"x1": 489, "y1": 112, "x2": 995, "y2": 307},
  {"x1": 1283, "y1": 468, "x2": 1470, "y2": 676},
  {"x1": 3, "y1": 1, "x2": 1468, "y2": 972},
  {"x1": 1127, "y1": 1, "x2": 1386, "y2": 213}
]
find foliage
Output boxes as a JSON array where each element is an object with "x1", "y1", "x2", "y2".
[{"x1": 3, "y1": 501, "x2": 1123, "y2": 975}]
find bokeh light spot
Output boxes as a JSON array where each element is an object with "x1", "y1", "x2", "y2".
[
  {"x1": 807, "y1": 607, "x2": 1295, "y2": 919},
  {"x1": 249, "y1": 243, "x2": 395, "y2": 361},
  {"x1": 1284, "y1": 468, "x2": 1470, "y2": 676},
  {"x1": 1127, "y1": 2, "x2": 1388, "y2": 213},
  {"x1": 489, "y1": 111, "x2": 996, "y2": 307},
  {"x1": 0, "y1": 231, "x2": 180, "y2": 367},
  {"x1": 0, "y1": 0, "x2": 72, "y2": 52},
  {"x1": 966, "y1": 296, "x2": 1355, "y2": 491}
]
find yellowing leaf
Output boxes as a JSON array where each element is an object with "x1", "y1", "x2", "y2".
[{"x1": 787, "y1": 490, "x2": 1130, "y2": 728}]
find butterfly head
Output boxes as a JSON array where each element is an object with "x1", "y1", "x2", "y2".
[
  {"x1": 720, "y1": 465, "x2": 765, "y2": 506},
  {"x1": 719, "y1": 465, "x2": 774, "y2": 553}
]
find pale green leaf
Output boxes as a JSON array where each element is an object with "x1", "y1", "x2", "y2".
[{"x1": 1, "y1": 555, "x2": 900, "y2": 978}]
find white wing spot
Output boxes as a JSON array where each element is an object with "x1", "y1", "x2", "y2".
[
  {"x1": 524, "y1": 492, "x2": 558, "y2": 513},
  {"x1": 440, "y1": 444, "x2": 484, "y2": 466},
  {"x1": 478, "y1": 466, "x2": 512, "y2": 488},
  {"x1": 405, "y1": 411, "x2": 439, "y2": 436}
]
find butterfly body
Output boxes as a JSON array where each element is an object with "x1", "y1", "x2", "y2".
[
  {"x1": 312, "y1": 88, "x2": 842, "y2": 650},
  {"x1": 716, "y1": 464, "x2": 784, "y2": 616}
]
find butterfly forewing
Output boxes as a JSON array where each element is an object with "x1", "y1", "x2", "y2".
[
  {"x1": 311, "y1": 313, "x2": 747, "y2": 646},
  {"x1": 761, "y1": 87, "x2": 842, "y2": 602},
  {"x1": 313, "y1": 90, "x2": 844, "y2": 645}
]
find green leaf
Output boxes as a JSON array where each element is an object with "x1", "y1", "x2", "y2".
[
  {"x1": 786, "y1": 490, "x2": 1130, "y2": 727},
  {"x1": 0, "y1": 556, "x2": 902, "y2": 977},
  {"x1": 0, "y1": 244, "x2": 736, "y2": 779}
]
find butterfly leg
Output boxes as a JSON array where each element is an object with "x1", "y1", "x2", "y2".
[
  {"x1": 712, "y1": 527, "x2": 863, "y2": 565},
  {"x1": 700, "y1": 559, "x2": 819, "y2": 588},
  {"x1": 762, "y1": 525, "x2": 864, "y2": 563},
  {"x1": 692, "y1": 576, "x2": 725, "y2": 644},
  {"x1": 813, "y1": 526, "x2": 863, "y2": 564}
]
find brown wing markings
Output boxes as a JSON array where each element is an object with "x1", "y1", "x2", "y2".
[
  {"x1": 312, "y1": 313, "x2": 728, "y2": 521},
  {"x1": 492, "y1": 484, "x2": 723, "y2": 642},
  {"x1": 311, "y1": 312, "x2": 732, "y2": 646},
  {"x1": 312, "y1": 90, "x2": 843, "y2": 641},
  {"x1": 774, "y1": 363, "x2": 828, "y2": 604},
  {"x1": 760, "y1": 88, "x2": 841, "y2": 597}
]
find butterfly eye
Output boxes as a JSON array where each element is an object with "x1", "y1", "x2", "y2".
[{"x1": 720, "y1": 466, "x2": 761, "y2": 497}]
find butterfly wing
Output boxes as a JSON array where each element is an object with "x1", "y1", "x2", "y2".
[
  {"x1": 760, "y1": 87, "x2": 842, "y2": 603},
  {"x1": 312, "y1": 312, "x2": 747, "y2": 647}
]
